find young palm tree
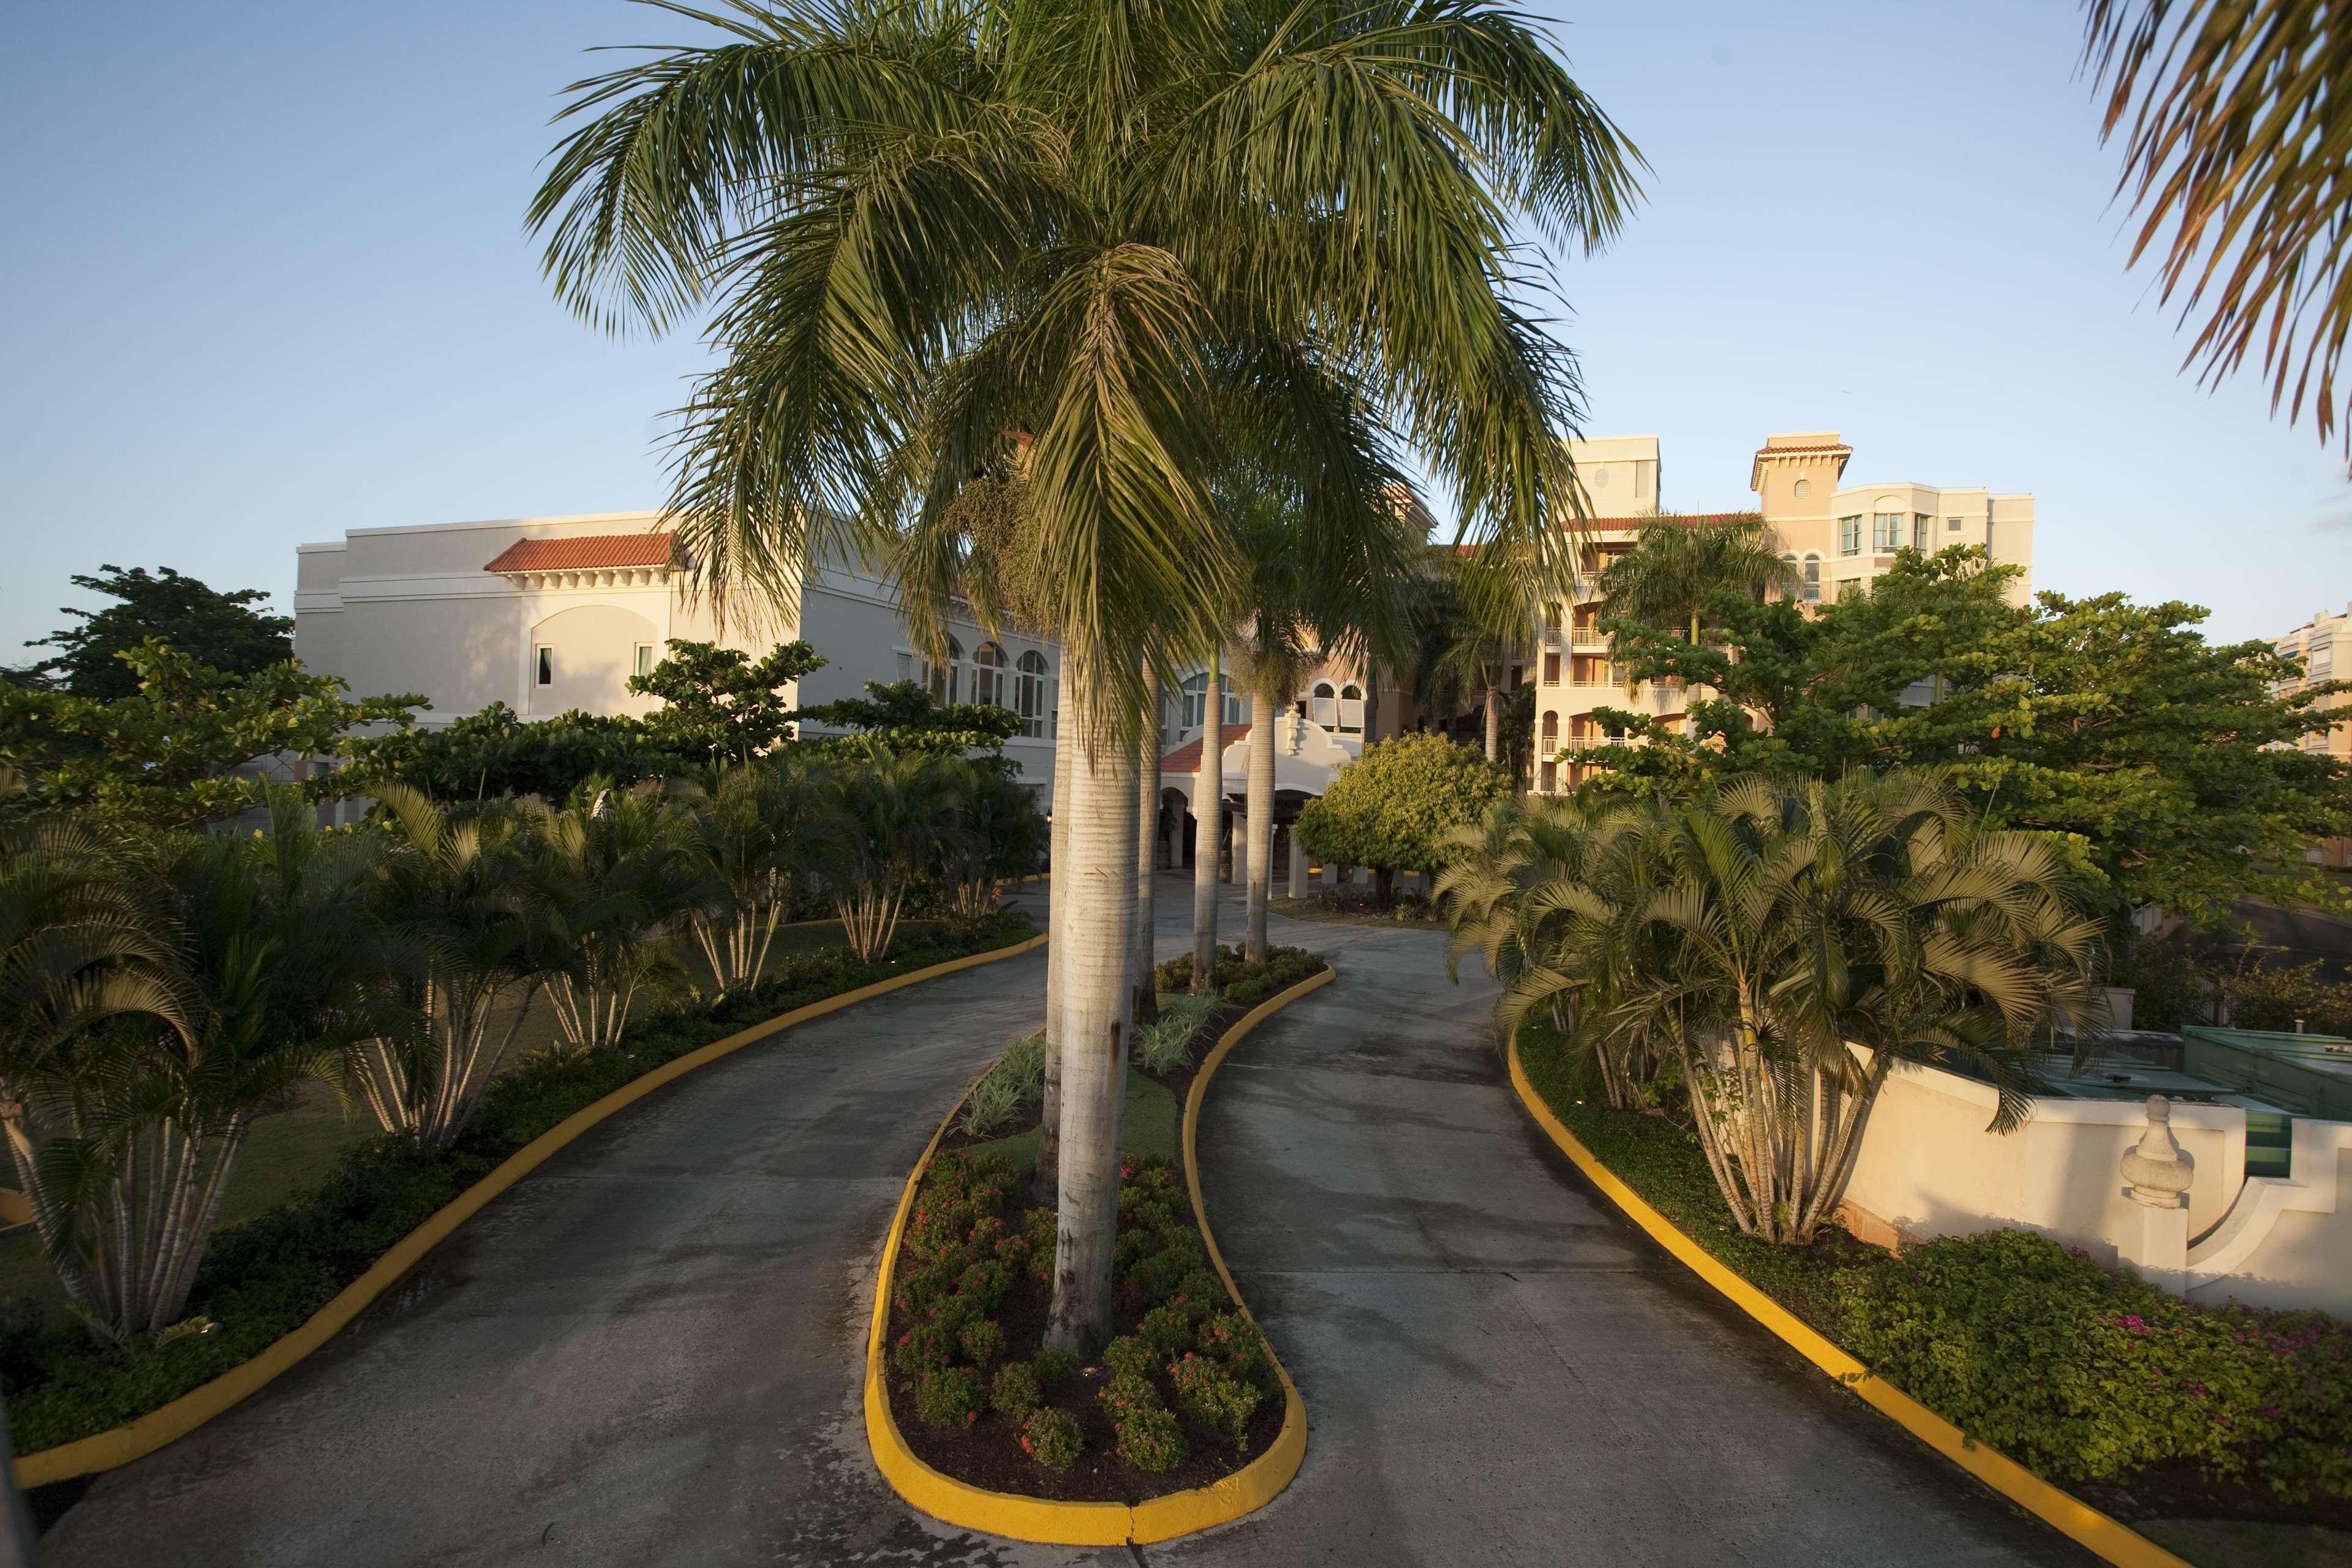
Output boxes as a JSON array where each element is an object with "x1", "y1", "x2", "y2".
[
  {"x1": 2085, "y1": 0, "x2": 2352, "y2": 445},
  {"x1": 1189, "y1": 647, "x2": 1226, "y2": 995},
  {"x1": 940, "y1": 757, "x2": 1047, "y2": 925},
  {"x1": 532, "y1": 0, "x2": 1639, "y2": 1348},
  {"x1": 825, "y1": 741, "x2": 960, "y2": 962},
  {"x1": 670, "y1": 753, "x2": 837, "y2": 996},
  {"x1": 1593, "y1": 513, "x2": 1798, "y2": 651},
  {"x1": 528, "y1": 780, "x2": 711, "y2": 1056},
  {"x1": 1601, "y1": 773, "x2": 2099, "y2": 1244},
  {"x1": 1411, "y1": 554, "x2": 1527, "y2": 764},
  {"x1": 355, "y1": 785, "x2": 555, "y2": 1150},
  {"x1": 27, "y1": 791, "x2": 384, "y2": 1343}
]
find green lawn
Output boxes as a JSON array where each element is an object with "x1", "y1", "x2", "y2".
[
  {"x1": 968, "y1": 1067, "x2": 1181, "y2": 1169},
  {"x1": 2143, "y1": 1518, "x2": 2352, "y2": 1568}
]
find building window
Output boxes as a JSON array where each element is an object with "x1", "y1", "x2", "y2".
[
  {"x1": 925, "y1": 636, "x2": 963, "y2": 704},
  {"x1": 1794, "y1": 478, "x2": 1812, "y2": 500},
  {"x1": 1872, "y1": 512, "x2": 1903, "y2": 552},
  {"x1": 1180, "y1": 671, "x2": 1242, "y2": 729},
  {"x1": 1543, "y1": 602, "x2": 1561, "y2": 636},
  {"x1": 1540, "y1": 710, "x2": 1558, "y2": 745},
  {"x1": 1838, "y1": 515, "x2": 1863, "y2": 556},
  {"x1": 1540, "y1": 760, "x2": 1558, "y2": 793},
  {"x1": 1913, "y1": 513, "x2": 1931, "y2": 550},
  {"x1": 633, "y1": 643, "x2": 655, "y2": 680},
  {"x1": 1543, "y1": 652, "x2": 1561, "y2": 686},
  {"x1": 1338, "y1": 683, "x2": 1364, "y2": 734},
  {"x1": 1015, "y1": 650, "x2": 1050, "y2": 738},
  {"x1": 1310, "y1": 681, "x2": 1338, "y2": 728},
  {"x1": 971, "y1": 641, "x2": 1006, "y2": 708},
  {"x1": 1947, "y1": 516, "x2": 1964, "y2": 532},
  {"x1": 1802, "y1": 554, "x2": 1822, "y2": 603},
  {"x1": 535, "y1": 646, "x2": 553, "y2": 686}
]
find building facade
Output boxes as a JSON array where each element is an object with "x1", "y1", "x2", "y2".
[
  {"x1": 1534, "y1": 431, "x2": 2036, "y2": 794},
  {"x1": 293, "y1": 511, "x2": 1063, "y2": 797},
  {"x1": 2271, "y1": 603, "x2": 2352, "y2": 867}
]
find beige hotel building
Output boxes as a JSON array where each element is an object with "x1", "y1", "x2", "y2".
[{"x1": 1535, "y1": 432, "x2": 2036, "y2": 793}]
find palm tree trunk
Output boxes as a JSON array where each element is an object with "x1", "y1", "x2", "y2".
[
  {"x1": 1131, "y1": 669, "x2": 1161, "y2": 1026},
  {"x1": 1039, "y1": 679, "x2": 1075, "y2": 1201},
  {"x1": 1046, "y1": 677, "x2": 1137, "y2": 1355},
  {"x1": 1190, "y1": 648, "x2": 1223, "y2": 992},
  {"x1": 1483, "y1": 682, "x2": 1501, "y2": 762},
  {"x1": 1244, "y1": 689, "x2": 1275, "y2": 963}
]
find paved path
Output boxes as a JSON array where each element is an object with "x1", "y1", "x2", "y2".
[{"x1": 48, "y1": 891, "x2": 2085, "y2": 1566}]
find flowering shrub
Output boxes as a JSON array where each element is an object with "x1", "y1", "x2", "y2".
[
  {"x1": 1828, "y1": 1229, "x2": 2352, "y2": 1500},
  {"x1": 914, "y1": 1365, "x2": 987, "y2": 1428},
  {"x1": 1150, "y1": 944, "x2": 1328, "y2": 1006},
  {"x1": 990, "y1": 1360, "x2": 1041, "y2": 1421},
  {"x1": 1022, "y1": 1407, "x2": 1083, "y2": 1472},
  {"x1": 1030, "y1": 1345, "x2": 1076, "y2": 1387},
  {"x1": 1103, "y1": 1336, "x2": 1158, "y2": 1381},
  {"x1": 958, "y1": 1317, "x2": 1005, "y2": 1366},
  {"x1": 1200, "y1": 1312, "x2": 1276, "y2": 1394},
  {"x1": 1137, "y1": 1304, "x2": 1196, "y2": 1359},
  {"x1": 1170, "y1": 1351, "x2": 1263, "y2": 1448},
  {"x1": 1115, "y1": 1403, "x2": 1188, "y2": 1471}
]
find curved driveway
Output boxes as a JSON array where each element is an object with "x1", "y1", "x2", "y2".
[{"x1": 47, "y1": 894, "x2": 2083, "y2": 1566}]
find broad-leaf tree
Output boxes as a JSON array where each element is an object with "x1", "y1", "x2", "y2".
[
  {"x1": 530, "y1": 0, "x2": 1639, "y2": 1349},
  {"x1": 1295, "y1": 732, "x2": 1513, "y2": 904},
  {"x1": 11, "y1": 566, "x2": 292, "y2": 699}
]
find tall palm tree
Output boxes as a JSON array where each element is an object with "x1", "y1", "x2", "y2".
[
  {"x1": 2084, "y1": 0, "x2": 2352, "y2": 445},
  {"x1": 532, "y1": 0, "x2": 1639, "y2": 1348},
  {"x1": 1131, "y1": 668, "x2": 1162, "y2": 1024},
  {"x1": 1593, "y1": 513, "x2": 1798, "y2": 651},
  {"x1": 1189, "y1": 647, "x2": 1225, "y2": 995}
]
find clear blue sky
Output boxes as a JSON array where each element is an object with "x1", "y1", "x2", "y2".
[{"x1": 5, "y1": 0, "x2": 2346, "y2": 658}]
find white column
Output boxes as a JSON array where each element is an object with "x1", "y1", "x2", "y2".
[{"x1": 1286, "y1": 826, "x2": 1306, "y2": 895}]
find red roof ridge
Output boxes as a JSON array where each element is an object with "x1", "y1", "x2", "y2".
[{"x1": 484, "y1": 532, "x2": 679, "y2": 574}]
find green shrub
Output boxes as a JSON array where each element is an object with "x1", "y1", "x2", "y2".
[
  {"x1": 1031, "y1": 1345, "x2": 1076, "y2": 1387},
  {"x1": 1201, "y1": 1311, "x2": 1275, "y2": 1393},
  {"x1": 892, "y1": 1319, "x2": 959, "y2": 1383},
  {"x1": 914, "y1": 1365, "x2": 987, "y2": 1428},
  {"x1": 1167, "y1": 1267, "x2": 1224, "y2": 1321},
  {"x1": 1115, "y1": 1403, "x2": 1188, "y2": 1472},
  {"x1": 960, "y1": 1030, "x2": 1047, "y2": 1137},
  {"x1": 1102, "y1": 1335, "x2": 1156, "y2": 1381},
  {"x1": 1022, "y1": 1406, "x2": 1083, "y2": 1471},
  {"x1": 990, "y1": 1360, "x2": 1041, "y2": 1421},
  {"x1": 1170, "y1": 1351, "x2": 1263, "y2": 1447},
  {"x1": 954, "y1": 1258, "x2": 1011, "y2": 1312},
  {"x1": 957, "y1": 1317, "x2": 1005, "y2": 1366},
  {"x1": 1137, "y1": 1304, "x2": 1196, "y2": 1360},
  {"x1": 1098, "y1": 1370, "x2": 1161, "y2": 1419},
  {"x1": 1134, "y1": 993, "x2": 1220, "y2": 1074}
]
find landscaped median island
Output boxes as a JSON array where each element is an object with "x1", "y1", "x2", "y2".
[
  {"x1": 866, "y1": 946, "x2": 1328, "y2": 1542},
  {"x1": 2, "y1": 912, "x2": 1039, "y2": 1472},
  {"x1": 1512, "y1": 1023, "x2": 2352, "y2": 1557}
]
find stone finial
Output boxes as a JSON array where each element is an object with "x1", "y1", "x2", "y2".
[{"x1": 2122, "y1": 1094, "x2": 2195, "y2": 1209}]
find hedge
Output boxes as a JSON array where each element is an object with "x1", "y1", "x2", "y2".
[
  {"x1": 0, "y1": 912, "x2": 1039, "y2": 1456},
  {"x1": 1516, "y1": 1023, "x2": 2352, "y2": 1504},
  {"x1": 1151, "y1": 944, "x2": 1329, "y2": 1008}
]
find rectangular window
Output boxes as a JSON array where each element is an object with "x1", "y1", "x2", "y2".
[
  {"x1": 1913, "y1": 513, "x2": 1931, "y2": 550},
  {"x1": 1872, "y1": 512, "x2": 1903, "y2": 552},
  {"x1": 633, "y1": 643, "x2": 654, "y2": 679},
  {"x1": 1543, "y1": 652, "x2": 1561, "y2": 686},
  {"x1": 535, "y1": 646, "x2": 552, "y2": 686},
  {"x1": 1539, "y1": 760, "x2": 1557, "y2": 793},
  {"x1": 1543, "y1": 603, "x2": 1561, "y2": 636},
  {"x1": 1838, "y1": 516, "x2": 1863, "y2": 556},
  {"x1": 1802, "y1": 557, "x2": 1821, "y2": 603},
  {"x1": 1947, "y1": 516, "x2": 1964, "y2": 533}
]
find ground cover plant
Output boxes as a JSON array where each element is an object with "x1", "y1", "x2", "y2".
[
  {"x1": 884, "y1": 946, "x2": 1327, "y2": 1499},
  {"x1": 1515, "y1": 1022, "x2": 2352, "y2": 1528},
  {"x1": 0, "y1": 912, "x2": 1037, "y2": 1457}
]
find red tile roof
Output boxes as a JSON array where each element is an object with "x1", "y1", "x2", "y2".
[
  {"x1": 1754, "y1": 443, "x2": 1852, "y2": 455},
  {"x1": 484, "y1": 533, "x2": 677, "y2": 573},
  {"x1": 1160, "y1": 738, "x2": 1208, "y2": 774}
]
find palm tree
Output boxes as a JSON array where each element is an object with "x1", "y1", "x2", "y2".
[
  {"x1": 1583, "y1": 773, "x2": 2097, "y2": 1244},
  {"x1": 532, "y1": 0, "x2": 1640, "y2": 1348},
  {"x1": 939, "y1": 756, "x2": 1048, "y2": 925},
  {"x1": 1410, "y1": 554, "x2": 1526, "y2": 765},
  {"x1": 1593, "y1": 513, "x2": 1798, "y2": 650},
  {"x1": 1189, "y1": 647, "x2": 1226, "y2": 995},
  {"x1": 355, "y1": 785, "x2": 555, "y2": 1150},
  {"x1": 1131, "y1": 668, "x2": 1163, "y2": 1024},
  {"x1": 528, "y1": 779, "x2": 710, "y2": 1056},
  {"x1": 671, "y1": 753, "x2": 837, "y2": 996},
  {"x1": 825, "y1": 741, "x2": 960, "y2": 962},
  {"x1": 2084, "y1": 0, "x2": 2352, "y2": 445},
  {"x1": 28, "y1": 791, "x2": 384, "y2": 1343}
]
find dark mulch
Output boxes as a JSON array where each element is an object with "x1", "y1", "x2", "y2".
[{"x1": 885, "y1": 982, "x2": 1315, "y2": 1504}]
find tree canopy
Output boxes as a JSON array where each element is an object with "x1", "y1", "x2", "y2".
[
  {"x1": 1583, "y1": 547, "x2": 2352, "y2": 925},
  {"x1": 11, "y1": 566, "x2": 294, "y2": 698},
  {"x1": 1296, "y1": 732, "x2": 1513, "y2": 882}
]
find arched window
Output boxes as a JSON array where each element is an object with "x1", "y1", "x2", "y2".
[
  {"x1": 925, "y1": 636, "x2": 963, "y2": 704},
  {"x1": 1801, "y1": 554, "x2": 1822, "y2": 603},
  {"x1": 1014, "y1": 650, "x2": 1050, "y2": 737},
  {"x1": 1310, "y1": 680, "x2": 1338, "y2": 728},
  {"x1": 1793, "y1": 477, "x2": 1812, "y2": 500},
  {"x1": 1337, "y1": 682, "x2": 1364, "y2": 734},
  {"x1": 971, "y1": 641, "x2": 1006, "y2": 708},
  {"x1": 1178, "y1": 671, "x2": 1242, "y2": 729},
  {"x1": 1540, "y1": 710, "x2": 1558, "y2": 743}
]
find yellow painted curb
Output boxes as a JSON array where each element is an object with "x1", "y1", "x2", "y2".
[
  {"x1": 15, "y1": 931, "x2": 1049, "y2": 1490},
  {"x1": 1504, "y1": 1039, "x2": 2191, "y2": 1568},
  {"x1": 864, "y1": 965, "x2": 1332, "y2": 1545}
]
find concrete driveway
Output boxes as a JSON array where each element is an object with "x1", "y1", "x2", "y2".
[{"x1": 45, "y1": 891, "x2": 2086, "y2": 1565}]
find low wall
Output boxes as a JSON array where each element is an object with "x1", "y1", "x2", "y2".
[{"x1": 1842, "y1": 1054, "x2": 2352, "y2": 1316}]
